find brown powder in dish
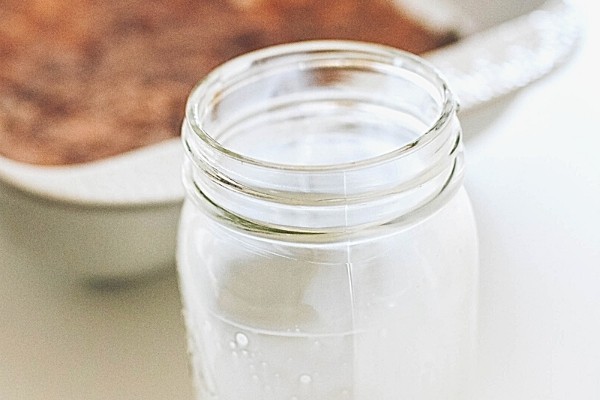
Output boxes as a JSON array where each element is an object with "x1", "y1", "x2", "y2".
[{"x1": 0, "y1": 0, "x2": 458, "y2": 165}]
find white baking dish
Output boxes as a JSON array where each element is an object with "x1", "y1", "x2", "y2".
[
  {"x1": 0, "y1": 0, "x2": 579, "y2": 281},
  {"x1": 0, "y1": 140, "x2": 184, "y2": 281}
]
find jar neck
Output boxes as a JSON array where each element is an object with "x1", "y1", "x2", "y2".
[{"x1": 181, "y1": 41, "x2": 463, "y2": 233}]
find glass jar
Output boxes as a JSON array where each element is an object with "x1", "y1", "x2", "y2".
[{"x1": 178, "y1": 41, "x2": 478, "y2": 400}]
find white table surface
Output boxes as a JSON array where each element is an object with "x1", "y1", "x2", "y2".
[{"x1": 1, "y1": 1, "x2": 599, "y2": 398}]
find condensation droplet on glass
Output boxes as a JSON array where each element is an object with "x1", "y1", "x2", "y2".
[
  {"x1": 235, "y1": 332, "x2": 249, "y2": 348},
  {"x1": 299, "y1": 374, "x2": 312, "y2": 384},
  {"x1": 241, "y1": 350, "x2": 249, "y2": 357},
  {"x1": 251, "y1": 374, "x2": 259, "y2": 382},
  {"x1": 260, "y1": 361, "x2": 268, "y2": 369},
  {"x1": 228, "y1": 341, "x2": 237, "y2": 350}
]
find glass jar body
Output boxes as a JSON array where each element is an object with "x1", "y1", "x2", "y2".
[
  {"x1": 177, "y1": 41, "x2": 478, "y2": 400},
  {"x1": 177, "y1": 187, "x2": 477, "y2": 400}
]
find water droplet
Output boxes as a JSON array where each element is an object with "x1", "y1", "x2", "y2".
[
  {"x1": 241, "y1": 350, "x2": 249, "y2": 357},
  {"x1": 260, "y1": 361, "x2": 268, "y2": 369},
  {"x1": 313, "y1": 340, "x2": 321, "y2": 347},
  {"x1": 249, "y1": 364, "x2": 256, "y2": 372},
  {"x1": 235, "y1": 332, "x2": 249, "y2": 348},
  {"x1": 251, "y1": 374, "x2": 259, "y2": 382},
  {"x1": 299, "y1": 374, "x2": 312, "y2": 384},
  {"x1": 228, "y1": 341, "x2": 237, "y2": 349}
]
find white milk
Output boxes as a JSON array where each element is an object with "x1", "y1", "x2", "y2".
[{"x1": 177, "y1": 188, "x2": 478, "y2": 400}]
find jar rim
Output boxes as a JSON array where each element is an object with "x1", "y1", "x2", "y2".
[{"x1": 184, "y1": 40, "x2": 457, "y2": 173}]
